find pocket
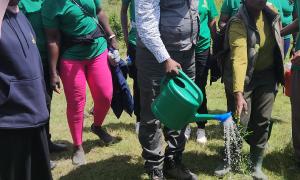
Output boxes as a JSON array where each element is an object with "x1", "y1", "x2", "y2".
[{"x1": 6, "y1": 78, "x2": 49, "y2": 123}]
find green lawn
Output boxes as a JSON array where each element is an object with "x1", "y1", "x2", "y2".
[{"x1": 50, "y1": 0, "x2": 300, "y2": 179}]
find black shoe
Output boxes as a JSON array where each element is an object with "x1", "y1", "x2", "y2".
[
  {"x1": 49, "y1": 141, "x2": 68, "y2": 153},
  {"x1": 149, "y1": 169, "x2": 165, "y2": 180},
  {"x1": 91, "y1": 124, "x2": 116, "y2": 144},
  {"x1": 50, "y1": 160, "x2": 57, "y2": 170},
  {"x1": 164, "y1": 161, "x2": 198, "y2": 180}
]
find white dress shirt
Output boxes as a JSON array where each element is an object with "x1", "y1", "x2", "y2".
[{"x1": 135, "y1": 0, "x2": 170, "y2": 63}]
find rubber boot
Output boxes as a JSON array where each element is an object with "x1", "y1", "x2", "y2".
[{"x1": 250, "y1": 147, "x2": 268, "y2": 180}]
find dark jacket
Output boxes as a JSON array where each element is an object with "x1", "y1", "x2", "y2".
[
  {"x1": 111, "y1": 60, "x2": 134, "y2": 118},
  {"x1": 0, "y1": 11, "x2": 49, "y2": 129}
]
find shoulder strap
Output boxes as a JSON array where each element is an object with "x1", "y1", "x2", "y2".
[{"x1": 70, "y1": 0, "x2": 107, "y2": 37}]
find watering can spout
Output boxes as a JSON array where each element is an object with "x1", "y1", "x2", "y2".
[{"x1": 195, "y1": 112, "x2": 232, "y2": 123}]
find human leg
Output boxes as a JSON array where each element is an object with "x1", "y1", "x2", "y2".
[{"x1": 60, "y1": 59, "x2": 87, "y2": 165}]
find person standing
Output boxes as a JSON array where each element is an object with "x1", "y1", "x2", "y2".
[
  {"x1": 215, "y1": 0, "x2": 284, "y2": 179},
  {"x1": 0, "y1": 1, "x2": 52, "y2": 179},
  {"x1": 135, "y1": 0, "x2": 199, "y2": 179},
  {"x1": 42, "y1": 0, "x2": 118, "y2": 166},
  {"x1": 280, "y1": 0, "x2": 295, "y2": 57},
  {"x1": 219, "y1": 0, "x2": 282, "y2": 30},
  {"x1": 18, "y1": 0, "x2": 68, "y2": 156},
  {"x1": 120, "y1": 0, "x2": 141, "y2": 134},
  {"x1": 281, "y1": 0, "x2": 300, "y2": 169},
  {"x1": 184, "y1": 0, "x2": 218, "y2": 145}
]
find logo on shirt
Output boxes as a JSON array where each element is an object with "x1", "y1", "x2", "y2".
[{"x1": 31, "y1": 33, "x2": 36, "y2": 44}]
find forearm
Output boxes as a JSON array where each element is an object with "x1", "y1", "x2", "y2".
[
  {"x1": 45, "y1": 29, "x2": 60, "y2": 75},
  {"x1": 48, "y1": 43, "x2": 60, "y2": 75},
  {"x1": 281, "y1": 19, "x2": 299, "y2": 36},
  {"x1": 120, "y1": 6, "x2": 129, "y2": 46},
  {"x1": 229, "y1": 21, "x2": 247, "y2": 93},
  {"x1": 209, "y1": 19, "x2": 217, "y2": 41},
  {"x1": 98, "y1": 9, "x2": 115, "y2": 37}
]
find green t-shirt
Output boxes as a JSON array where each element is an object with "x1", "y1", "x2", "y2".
[
  {"x1": 19, "y1": 0, "x2": 48, "y2": 62},
  {"x1": 41, "y1": 0, "x2": 107, "y2": 60},
  {"x1": 267, "y1": 0, "x2": 286, "y2": 39},
  {"x1": 220, "y1": 0, "x2": 241, "y2": 17},
  {"x1": 267, "y1": 0, "x2": 283, "y2": 19},
  {"x1": 280, "y1": 0, "x2": 294, "y2": 27},
  {"x1": 195, "y1": 0, "x2": 218, "y2": 53},
  {"x1": 122, "y1": 0, "x2": 136, "y2": 46}
]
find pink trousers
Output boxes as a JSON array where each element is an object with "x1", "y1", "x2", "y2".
[{"x1": 60, "y1": 50, "x2": 113, "y2": 146}]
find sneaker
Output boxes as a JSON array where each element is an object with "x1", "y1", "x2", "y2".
[
  {"x1": 49, "y1": 141, "x2": 68, "y2": 153},
  {"x1": 164, "y1": 160, "x2": 198, "y2": 180},
  {"x1": 91, "y1": 124, "x2": 116, "y2": 144},
  {"x1": 184, "y1": 125, "x2": 192, "y2": 140},
  {"x1": 196, "y1": 128, "x2": 207, "y2": 144},
  {"x1": 72, "y1": 146, "x2": 86, "y2": 166},
  {"x1": 135, "y1": 122, "x2": 140, "y2": 134},
  {"x1": 149, "y1": 169, "x2": 166, "y2": 180}
]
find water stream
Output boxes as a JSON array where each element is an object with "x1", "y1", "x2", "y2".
[{"x1": 223, "y1": 116, "x2": 243, "y2": 172}]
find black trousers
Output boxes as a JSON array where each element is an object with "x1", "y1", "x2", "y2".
[
  {"x1": 136, "y1": 45, "x2": 195, "y2": 172},
  {"x1": 0, "y1": 125, "x2": 52, "y2": 180},
  {"x1": 195, "y1": 50, "x2": 209, "y2": 129},
  {"x1": 127, "y1": 43, "x2": 141, "y2": 123},
  {"x1": 225, "y1": 70, "x2": 276, "y2": 149}
]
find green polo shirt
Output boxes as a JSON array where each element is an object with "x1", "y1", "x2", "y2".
[
  {"x1": 267, "y1": 0, "x2": 283, "y2": 20},
  {"x1": 220, "y1": 0, "x2": 241, "y2": 17},
  {"x1": 280, "y1": 0, "x2": 294, "y2": 27},
  {"x1": 122, "y1": 0, "x2": 136, "y2": 46},
  {"x1": 41, "y1": 0, "x2": 107, "y2": 60},
  {"x1": 195, "y1": 0, "x2": 218, "y2": 53},
  {"x1": 19, "y1": 0, "x2": 48, "y2": 62}
]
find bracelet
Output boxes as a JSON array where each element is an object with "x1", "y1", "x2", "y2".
[{"x1": 108, "y1": 34, "x2": 116, "y2": 40}]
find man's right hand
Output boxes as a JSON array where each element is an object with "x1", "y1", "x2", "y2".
[
  {"x1": 164, "y1": 58, "x2": 181, "y2": 76},
  {"x1": 234, "y1": 92, "x2": 248, "y2": 118},
  {"x1": 50, "y1": 73, "x2": 61, "y2": 94}
]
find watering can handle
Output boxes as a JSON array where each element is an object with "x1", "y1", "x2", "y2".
[{"x1": 178, "y1": 70, "x2": 203, "y2": 103}]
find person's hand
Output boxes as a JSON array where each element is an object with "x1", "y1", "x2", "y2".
[
  {"x1": 291, "y1": 50, "x2": 300, "y2": 66},
  {"x1": 109, "y1": 36, "x2": 118, "y2": 50},
  {"x1": 164, "y1": 58, "x2": 181, "y2": 76},
  {"x1": 50, "y1": 73, "x2": 61, "y2": 94},
  {"x1": 108, "y1": 49, "x2": 120, "y2": 67},
  {"x1": 234, "y1": 92, "x2": 248, "y2": 118}
]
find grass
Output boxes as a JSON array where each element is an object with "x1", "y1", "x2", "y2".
[{"x1": 49, "y1": 0, "x2": 300, "y2": 179}]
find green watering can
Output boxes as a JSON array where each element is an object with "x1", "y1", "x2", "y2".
[{"x1": 151, "y1": 70, "x2": 232, "y2": 130}]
